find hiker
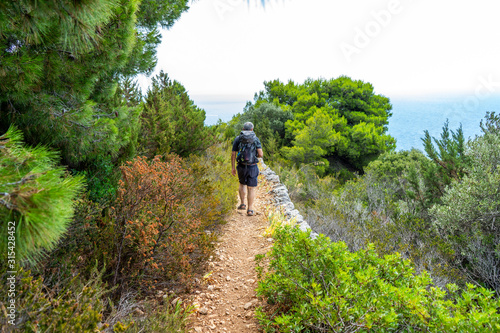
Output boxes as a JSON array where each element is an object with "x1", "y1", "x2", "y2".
[{"x1": 231, "y1": 122, "x2": 263, "y2": 216}]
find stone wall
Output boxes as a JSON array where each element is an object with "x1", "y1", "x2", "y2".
[{"x1": 259, "y1": 160, "x2": 318, "y2": 239}]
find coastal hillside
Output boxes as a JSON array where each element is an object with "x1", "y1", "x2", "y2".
[{"x1": 1, "y1": 1, "x2": 500, "y2": 332}]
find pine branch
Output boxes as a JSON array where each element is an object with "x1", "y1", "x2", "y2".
[
  {"x1": 60, "y1": 2, "x2": 91, "y2": 31},
  {"x1": 49, "y1": 103, "x2": 95, "y2": 129},
  {"x1": 51, "y1": 107, "x2": 74, "y2": 117},
  {"x1": 8, "y1": 99, "x2": 18, "y2": 113},
  {"x1": 49, "y1": 114, "x2": 92, "y2": 129},
  {"x1": 93, "y1": 112, "x2": 117, "y2": 119},
  {"x1": 0, "y1": 198, "x2": 15, "y2": 210},
  {"x1": 2, "y1": 175, "x2": 36, "y2": 187}
]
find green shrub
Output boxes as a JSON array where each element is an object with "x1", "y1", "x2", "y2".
[
  {"x1": 421, "y1": 121, "x2": 469, "y2": 206},
  {"x1": 270, "y1": 156, "x2": 456, "y2": 287},
  {"x1": 431, "y1": 112, "x2": 500, "y2": 294},
  {"x1": 186, "y1": 142, "x2": 239, "y2": 228},
  {"x1": 38, "y1": 196, "x2": 114, "y2": 287},
  {"x1": 77, "y1": 155, "x2": 121, "y2": 203},
  {"x1": 256, "y1": 225, "x2": 500, "y2": 332},
  {"x1": 0, "y1": 267, "x2": 110, "y2": 332},
  {"x1": 123, "y1": 297, "x2": 195, "y2": 333},
  {"x1": 272, "y1": 144, "x2": 466, "y2": 288}
]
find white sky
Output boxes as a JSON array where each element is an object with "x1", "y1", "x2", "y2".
[{"x1": 138, "y1": 0, "x2": 500, "y2": 103}]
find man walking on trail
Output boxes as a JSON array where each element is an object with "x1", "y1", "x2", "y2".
[{"x1": 231, "y1": 122, "x2": 263, "y2": 216}]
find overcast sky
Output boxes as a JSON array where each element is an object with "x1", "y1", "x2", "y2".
[{"x1": 138, "y1": 0, "x2": 500, "y2": 115}]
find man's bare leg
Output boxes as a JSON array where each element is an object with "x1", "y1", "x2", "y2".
[
  {"x1": 239, "y1": 183, "x2": 247, "y2": 207},
  {"x1": 247, "y1": 186, "x2": 256, "y2": 212}
]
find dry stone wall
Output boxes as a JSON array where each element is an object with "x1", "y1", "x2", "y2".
[{"x1": 259, "y1": 160, "x2": 318, "y2": 239}]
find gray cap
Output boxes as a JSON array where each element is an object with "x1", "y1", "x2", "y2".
[{"x1": 243, "y1": 122, "x2": 254, "y2": 130}]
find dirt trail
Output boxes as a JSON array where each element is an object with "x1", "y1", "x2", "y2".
[{"x1": 187, "y1": 178, "x2": 273, "y2": 333}]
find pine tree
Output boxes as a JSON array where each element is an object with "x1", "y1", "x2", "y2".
[
  {"x1": 139, "y1": 72, "x2": 212, "y2": 158},
  {"x1": 282, "y1": 109, "x2": 342, "y2": 175},
  {"x1": 0, "y1": 0, "x2": 139, "y2": 164},
  {"x1": 421, "y1": 120, "x2": 468, "y2": 204},
  {"x1": 249, "y1": 76, "x2": 395, "y2": 171},
  {"x1": 0, "y1": 127, "x2": 84, "y2": 262},
  {"x1": 0, "y1": 0, "x2": 190, "y2": 166}
]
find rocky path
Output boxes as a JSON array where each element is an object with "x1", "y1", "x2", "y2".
[{"x1": 187, "y1": 179, "x2": 273, "y2": 333}]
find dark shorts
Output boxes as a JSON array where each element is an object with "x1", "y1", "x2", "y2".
[{"x1": 237, "y1": 164, "x2": 259, "y2": 187}]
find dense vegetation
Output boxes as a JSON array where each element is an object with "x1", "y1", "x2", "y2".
[
  {"x1": 1, "y1": 0, "x2": 499, "y2": 331},
  {"x1": 227, "y1": 77, "x2": 395, "y2": 176},
  {"x1": 255, "y1": 113, "x2": 500, "y2": 331},
  {"x1": 0, "y1": 0, "x2": 190, "y2": 166},
  {"x1": 257, "y1": 224, "x2": 500, "y2": 332},
  {"x1": 0, "y1": 0, "x2": 238, "y2": 331},
  {"x1": 219, "y1": 71, "x2": 500, "y2": 330}
]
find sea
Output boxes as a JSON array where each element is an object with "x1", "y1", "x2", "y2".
[{"x1": 197, "y1": 94, "x2": 500, "y2": 152}]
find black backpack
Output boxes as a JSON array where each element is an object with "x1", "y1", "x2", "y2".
[{"x1": 236, "y1": 131, "x2": 258, "y2": 165}]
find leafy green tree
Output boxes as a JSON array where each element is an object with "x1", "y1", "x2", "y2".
[
  {"x1": 282, "y1": 109, "x2": 343, "y2": 175},
  {"x1": 364, "y1": 121, "x2": 470, "y2": 216},
  {"x1": 235, "y1": 102, "x2": 293, "y2": 160},
  {"x1": 239, "y1": 102, "x2": 293, "y2": 143},
  {"x1": 139, "y1": 72, "x2": 212, "y2": 158},
  {"x1": 251, "y1": 76, "x2": 395, "y2": 171},
  {"x1": 0, "y1": 127, "x2": 84, "y2": 262},
  {"x1": 364, "y1": 149, "x2": 432, "y2": 210}
]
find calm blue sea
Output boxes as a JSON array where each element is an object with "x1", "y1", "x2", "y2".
[
  {"x1": 388, "y1": 95, "x2": 500, "y2": 151},
  {"x1": 197, "y1": 94, "x2": 500, "y2": 152}
]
